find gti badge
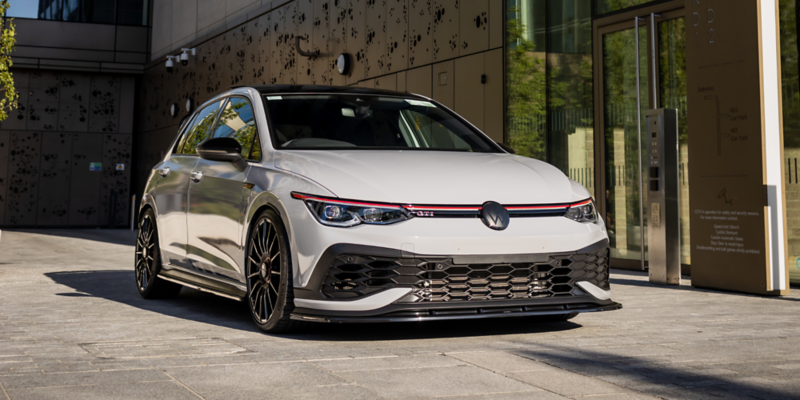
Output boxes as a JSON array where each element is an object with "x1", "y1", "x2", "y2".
[{"x1": 480, "y1": 201, "x2": 509, "y2": 230}]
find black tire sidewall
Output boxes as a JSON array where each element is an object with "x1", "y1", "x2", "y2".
[
  {"x1": 246, "y1": 209, "x2": 292, "y2": 331},
  {"x1": 136, "y1": 209, "x2": 162, "y2": 296}
]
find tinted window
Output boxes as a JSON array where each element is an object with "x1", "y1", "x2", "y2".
[
  {"x1": 263, "y1": 95, "x2": 499, "y2": 152},
  {"x1": 211, "y1": 97, "x2": 261, "y2": 160},
  {"x1": 179, "y1": 100, "x2": 225, "y2": 154}
]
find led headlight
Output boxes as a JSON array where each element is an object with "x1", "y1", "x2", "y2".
[
  {"x1": 564, "y1": 200, "x2": 597, "y2": 223},
  {"x1": 291, "y1": 193, "x2": 410, "y2": 227}
]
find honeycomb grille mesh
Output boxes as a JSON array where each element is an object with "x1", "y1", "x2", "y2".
[{"x1": 321, "y1": 247, "x2": 609, "y2": 302}]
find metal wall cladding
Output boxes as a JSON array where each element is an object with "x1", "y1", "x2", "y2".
[
  {"x1": 458, "y1": 0, "x2": 488, "y2": 56},
  {"x1": 297, "y1": 0, "x2": 316, "y2": 84},
  {"x1": 329, "y1": 0, "x2": 348, "y2": 86},
  {"x1": 0, "y1": 131, "x2": 10, "y2": 223},
  {"x1": 386, "y1": 0, "x2": 409, "y2": 73},
  {"x1": 346, "y1": 0, "x2": 367, "y2": 85},
  {"x1": 409, "y1": 0, "x2": 432, "y2": 67},
  {"x1": 365, "y1": 0, "x2": 386, "y2": 78},
  {"x1": 0, "y1": 71, "x2": 132, "y2": 226},
  {"x1": 99, "y1": 134, "x2": 132, "y2": 227},
  {"x1": 431, "y1": 0, "x2": 459, "y2": 61},
  {"x1": 5, "y1": 131, "x2": 41, "y2": 225},
  {"x1": 88, "y1": 77, "x2": 121, "y2": 133},
  {"x1": 311, "y1": 0, "x2": 332, "y2": 85},
  {"x1": 37, "y1": 132, "x2": 72, "y2": 225},
  {"x1": 68, "y1": 133, "x2": 103, "y2": 226}
]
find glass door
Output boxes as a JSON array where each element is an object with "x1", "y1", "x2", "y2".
[{"x1": 595, "y1": 7, "x2": 689, "y2": 269}]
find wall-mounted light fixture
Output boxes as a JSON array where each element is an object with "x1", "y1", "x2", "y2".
[
  {"x1": 169, "y1": 103, "x2": 178, "y2": 117},
  {"x1": 180, "y1": 48, "x2": 196, "y2": 66},
  {"x1": 185, "y1": 98, "x2": 193, "y2": 112},
  {"x1": 337, "y1": 53, "x2": 351, "y2": 75}
]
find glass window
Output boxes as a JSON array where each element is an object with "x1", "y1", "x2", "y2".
[
  {"x1": 506, "y1": 0, "x2": 595, "y2": 196},
  {"x1": 172, "y1": 114, "x2": 198, "y2": 154},
  {"x1": 212, "y1": 97, "x2": 261, "y2": 160},
  {"x1": 9, "y1": 0, "x2": 148, "y2": 25},
  {"x1": 779, "y1": 0, "x2": 800, "y2": 284},
  {"x1": 595, "y1": 0, "x2": 658, "y2": 16},
  {"x1": 263, "y1": 95, "x2": 499, "y2": 152},
  {"x1": 179, "y1": 100, "x2": 225, "y2": 155},
  {"x1": 7, "y1": 0, "x2": 37, "y2": 18}
]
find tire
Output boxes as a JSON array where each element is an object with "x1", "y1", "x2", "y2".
[
  {"x1": 245, "y1": 209, "x2": 304, "y2": 333},
  {"x1": 134, "y1": 209, "x2": 182, "y2": 299}
]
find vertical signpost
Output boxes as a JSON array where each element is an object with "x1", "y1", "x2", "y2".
[{"x1": 685, "y1": 0, "x2": 789, "y2": 295}]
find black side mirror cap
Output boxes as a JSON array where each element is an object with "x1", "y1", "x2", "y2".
[
  {"x1": 197, "y1": 137, "x2": 248, "y2": 171},
  {"x1": 497, "y1": 142, "x2": 516, "y2": 154}
]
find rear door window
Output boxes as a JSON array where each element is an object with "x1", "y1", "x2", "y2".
[
  {"x1": 210, "y1": 97, "x2": 261, "y2": 160},
  {"x1": 179, "y1": 99, "x2": 225, "y2": 154}
]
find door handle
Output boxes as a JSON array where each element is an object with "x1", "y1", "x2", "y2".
[
  {"x1": 190, "y1": 171, "x2": 203, "y2": 182},
  {"x1": 158, "y1": 167, "x2": 170, "y2": 177}
]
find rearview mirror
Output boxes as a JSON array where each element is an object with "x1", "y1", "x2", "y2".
[
  {"x1": 496, "y1": 142, "x2": 516, "y2": 154},
  {"x1": 197, "y1": 137, "x2": 248, "y2": 171}
]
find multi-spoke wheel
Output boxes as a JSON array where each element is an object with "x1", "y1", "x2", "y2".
[
  {"x1": 134, "y1": 209, "x2": 182, "y2": 299},
  {"x1": 246, "y1": 209, "x2": 301, "y2": 333}
]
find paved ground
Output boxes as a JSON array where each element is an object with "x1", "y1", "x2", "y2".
[{"x1": 1, "y1": 230, "x2": 800, "y2": 400}]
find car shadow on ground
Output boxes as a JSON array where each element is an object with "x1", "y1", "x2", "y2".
[
  {"x1": 6, "y1": 228, "x2": 137, "y2": 246},
  {"x1": 46, "y1": 269, "x2": 583, "y2": 340},
  {"x1": 516, "y1": 344, "x2": 798, "y2": 400}
]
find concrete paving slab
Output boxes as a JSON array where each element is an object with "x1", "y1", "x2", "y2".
[
  {"x1": 3, "y1": 230, "x2": 800, "y2": 399},
  {"x1": 5, "y1": 380, "x2": 200, "y2": 400},
  {"x1": 312, "y1": 354, "x2": 464, "y2": 372},
  {"x1": 0, "y1": 369, "x2": 170, "y2": 389},
  {"x1": 337, "y1": 364, "x2": 537, "y2": 398},
  {"x1": 446, "y1": 351, "x2": 558, "y2": 373},
  {"x1": 508, "y1": 369, "x2": 635, "y2": 397}
]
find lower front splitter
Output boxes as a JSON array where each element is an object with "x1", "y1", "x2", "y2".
[{"x1": 290, "y1": 301, "x2": 622, "y2": 323}]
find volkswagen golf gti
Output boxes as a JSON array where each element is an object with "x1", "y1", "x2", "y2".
[{"x1": 135, "y1": 85, "x2": 620, "y2": 333}]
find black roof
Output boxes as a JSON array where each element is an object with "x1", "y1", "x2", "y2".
[{"x1": 230, "y1": 84, "x2": 428, "y2": 99}]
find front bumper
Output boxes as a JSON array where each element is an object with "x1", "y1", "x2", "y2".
[{"x1": 291, "y1": 240, "x2": 620, "y2": 323}]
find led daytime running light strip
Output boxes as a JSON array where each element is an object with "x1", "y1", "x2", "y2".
[{"x1": 291, "y1": 192, "x2": 592, "y2": 214}]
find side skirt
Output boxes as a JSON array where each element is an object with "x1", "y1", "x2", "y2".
[{"x1": 159, "y1": 267, "x2": 246, "y2": 301}]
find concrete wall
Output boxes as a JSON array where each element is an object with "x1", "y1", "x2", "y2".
[
  {"x1": 139, "y1": 0, "x2": 505, "y2": 196},
  {"x1": 12, "y1": 19, "x2": 149, "y2": 74},
  {"x1": 0, "y1": 70, "x2": 136, "y2": 227}
]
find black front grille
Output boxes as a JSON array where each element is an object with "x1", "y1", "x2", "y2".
[{"x1": 321, "y1": 248, "x2": 609, "y2": 302}]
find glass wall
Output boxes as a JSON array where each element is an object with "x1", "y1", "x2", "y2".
[
  {"x1": 506, "y1": 0, "x2": 595, "y2": 197},
  {"x1": 6, "y1": 0, "x2": 148, "y2": 26},
  {"x1": 779, "y1": 0, "x2": 800, "y2": 284},
  {"x1": 595, "y1": 0, "x2": 659, "y2": 16}
]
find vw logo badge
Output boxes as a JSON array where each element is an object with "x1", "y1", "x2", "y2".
[{"x1": 480, "y1": 201, "x2": 510, "y2": 231}]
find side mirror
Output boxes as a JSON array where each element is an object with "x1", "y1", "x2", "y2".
[
  {"x1": 496, "y1": 142, "x2": 516, "y2": 154},
  {"x1": 197, "y1": 137, "x2": 248, "y2": 171}
]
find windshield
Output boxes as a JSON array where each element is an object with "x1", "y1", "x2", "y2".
[{"x1": 263, "y1": 94, "x2": 500, "y2": 152}]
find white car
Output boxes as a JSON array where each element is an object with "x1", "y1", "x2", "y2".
[{"x1": 136, "y1": 85, "x2": 620, "y2": 333}]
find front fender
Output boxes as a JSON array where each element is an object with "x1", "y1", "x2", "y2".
[{"x1": 240, "y1": 167, "x2": 335, "y2": 286}]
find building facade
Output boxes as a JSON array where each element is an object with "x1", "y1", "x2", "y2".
[{"x1": 2, "y1": 0, "x2": 800, "y2": 294}]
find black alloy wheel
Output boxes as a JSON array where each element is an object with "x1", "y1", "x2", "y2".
[
  {"x1": 135, "y1": 209, "x2": 182, "y2": 299},
  {"x1": 246, "y1": 209, "x2": 302, "y2": 333}
]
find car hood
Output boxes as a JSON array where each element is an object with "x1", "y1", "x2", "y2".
[{"x1": 274, "y1": 150, "x2": 585, "y2": 205}]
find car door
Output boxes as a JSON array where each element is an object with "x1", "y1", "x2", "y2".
[
  {"x1": 154, "y1": 99, "x2": 224, "y2": 270},
  {"x1": 186, "y1": 96, "x2": 263, "y2": 281}
]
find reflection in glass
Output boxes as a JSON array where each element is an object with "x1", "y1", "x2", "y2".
[
  {"x1": 595, "y1": 0, "x2": 658, "y2": 16},
  {"x1": 7, "y1": 0, "x2": 149, "y2": 25},
  {"x1": 658, "y1": 17, "x2": 690, "y2": 265},
  {"x1": 506, "y1": 0, "x2": 595, "y2": 197},
  {"x1": 602, "y1": 26, "x2": 648, "y2": 262},
  {"x1": 779, "y1": 0, "x2": 800, "y2": 284}
]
